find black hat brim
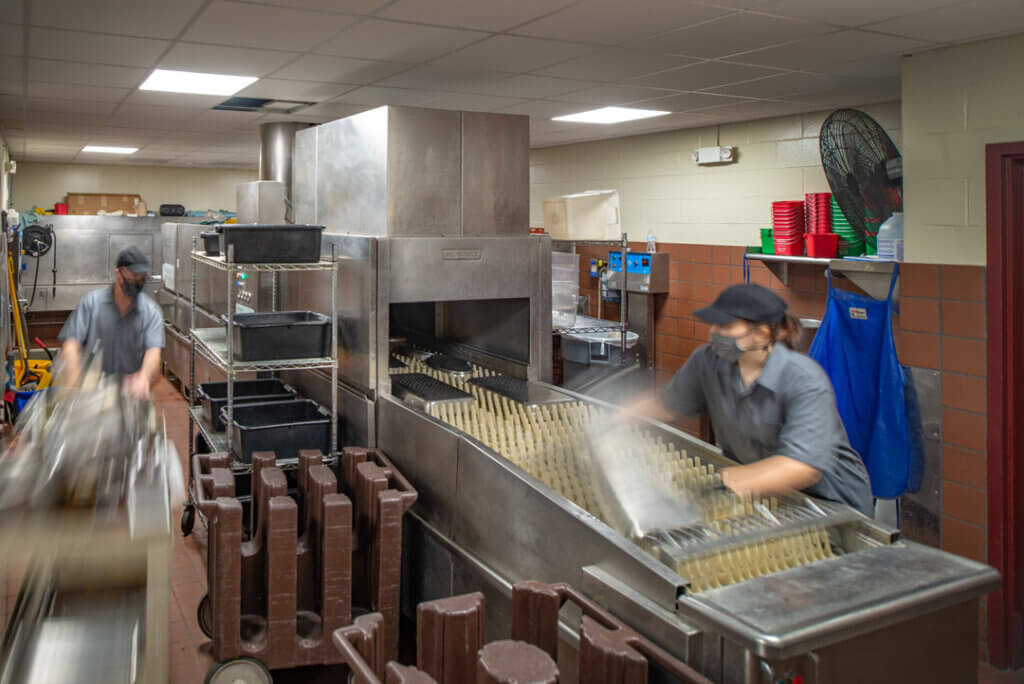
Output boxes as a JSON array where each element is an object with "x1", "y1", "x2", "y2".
[{"x1": 693, "y1": 304, "x2": 738, "y2": 325}]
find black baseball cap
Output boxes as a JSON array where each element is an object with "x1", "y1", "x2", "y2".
[
  {"x1": 694, "y1": 283, "x2": 787, "y2": 325},
  {"x1": 116, "y1": 246, "x2": 151, "y2": 277}
]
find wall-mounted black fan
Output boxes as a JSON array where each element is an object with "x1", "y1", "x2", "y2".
[{"x1": 819, "y1": 109, "x2": 902, "y2": 241}]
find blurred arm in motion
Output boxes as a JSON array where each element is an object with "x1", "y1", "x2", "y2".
[{"x1": 59, "y1": 338, "x2": 83, "y2": 389}]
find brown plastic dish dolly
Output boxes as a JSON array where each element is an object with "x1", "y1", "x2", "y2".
[
  {"x1": 331, "y1": 582, "x2": 714, "y2": 684},
  {"x1": 197, "y1": 447, "x2": 417, "y2": 683}
]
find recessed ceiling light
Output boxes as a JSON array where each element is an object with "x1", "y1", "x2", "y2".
[
  {"x1": 553, "y1": 106, "x2": 671, "y2": 125},
  {"x1": 81, "y1": 145, "x2": 138, "y2": 154},
  {"x1": 139, "y1": 69, "x2": 258, "y2": 96}
]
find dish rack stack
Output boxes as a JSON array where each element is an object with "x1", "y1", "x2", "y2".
[{"x1": 184, "y1": 232, "x2": 339, "y2": 535}]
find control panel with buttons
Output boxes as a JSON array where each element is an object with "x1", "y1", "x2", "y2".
[{"x1": 604, "y1": 251, "x2": 670, "y2": 294}]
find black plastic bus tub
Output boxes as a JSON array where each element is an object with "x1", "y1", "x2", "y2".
[
  {"x1": 214, "y1": 224, "x2": 324, "y2": 263},
  {"x1": 226, "y1": 311, "x2": 331, "y2": 361},
  {"x1": 200, "y1": 231, "x2": 220, "y2": 256},
  {"x1": 196, "y1": 379, "x2": 296, "y2": 431},
  {"x1": 222, "y1": 399, "x2": 330, "y2": 463}
]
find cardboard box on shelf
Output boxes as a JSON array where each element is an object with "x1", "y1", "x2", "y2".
[
  {"x1": 66, "y1": 192, "x2": 142, "y2": 215},
  {"x1": 543, "y1": 190, "x2": 622, "y2": 241}
]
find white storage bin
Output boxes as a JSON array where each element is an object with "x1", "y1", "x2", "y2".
[{"x1": 553, "y1": 265, "x2": 578, "y2": 283}]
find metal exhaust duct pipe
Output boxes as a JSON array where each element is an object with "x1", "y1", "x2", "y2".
[{"x1": 258, "y1": 121, "x2": 308, "y2": 220}]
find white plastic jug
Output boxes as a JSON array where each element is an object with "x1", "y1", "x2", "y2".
[{"x1": 877, "y1": 212, "x2": 903, "y2": 261}]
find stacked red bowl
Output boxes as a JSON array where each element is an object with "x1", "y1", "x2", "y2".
[
  {"x1": 805, "y1": 193, "x2": 832, "y2": 234},
  {"x1": 772, "y1": 201, "x2": 805, "y2": 256}
]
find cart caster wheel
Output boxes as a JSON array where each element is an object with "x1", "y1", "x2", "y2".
[
  {"x1": 197, "y1": 593, "x2": 213, "y2": 639},
  {"x1": 204, "y1": 657, "x2": 272, "y2": 684},
  {"x1": 181, "y1": 505, "x2": 196, "y2": 537}
]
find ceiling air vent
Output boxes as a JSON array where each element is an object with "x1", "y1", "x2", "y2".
[{"x1": 213, "y1": 97, "x2": 315, "y2": 114}]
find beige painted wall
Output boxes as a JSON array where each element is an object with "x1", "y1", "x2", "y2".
[
  {"x1": 530, "y1": 101, "x2": 902, "y2": 247},
  {"x1": 11, "y1": 162, "x2": 256, "y2": 213},
  {"x1": 902, "y1": 35, "x2": 1024, "y2": 266}
]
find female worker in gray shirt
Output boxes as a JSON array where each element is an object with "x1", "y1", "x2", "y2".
[{"x1": 638, "y1": 283, "x2": 873, "y2": 517}]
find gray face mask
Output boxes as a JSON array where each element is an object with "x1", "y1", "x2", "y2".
[{"x1": 709, "y1": 332, "x2": 745, "y2": 363}]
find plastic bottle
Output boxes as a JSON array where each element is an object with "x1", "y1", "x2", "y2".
[
  {"x1": 646, "y1": 231, "x2": 657, "y2": 253},
  {"x1": 876, "y1": 212, "x2": 903, "y2": 261}
]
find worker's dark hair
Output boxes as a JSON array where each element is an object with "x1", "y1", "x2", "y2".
[
  {"x1": 743, "y1": 314, "x2": 803, "y2": 351},
  {"x1": 770, "y1": 314, "x2": 803, "y2": 351}
]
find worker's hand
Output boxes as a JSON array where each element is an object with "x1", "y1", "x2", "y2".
[
  {"x1": 123, "y1": 372, "x2": 151, "y2": 399},
  {"x1": 720, "y1": 466, "x2": 755, "y2": 499}
]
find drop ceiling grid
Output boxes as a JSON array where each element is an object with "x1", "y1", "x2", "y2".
[{"x1": 0, "y1": 0, "x2": 1021, "y2": 163}]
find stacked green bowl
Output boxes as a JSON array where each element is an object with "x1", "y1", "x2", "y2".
[{"x1": 832, "y1": 196, "x2": 864, "y2": 257}]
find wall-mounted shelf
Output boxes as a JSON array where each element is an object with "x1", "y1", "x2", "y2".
[{"x1": 745, "y1": 252, "x2": 898, "y2": 301}]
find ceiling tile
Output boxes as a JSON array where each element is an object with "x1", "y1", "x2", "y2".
[
  {"x1": 536, "y1": 48, "x2": 695, "y2": 82},
  {"x1": 513, "y1": 0, "x2": 732, "y2": 44},
  {"x1": 108, "y1": 103, "x2": 200, "y2": 128},
  {"x1": 464, "y1": 74, "x2": 593, "y2": 99},
  {"x1": 243, "y1": 0, "x2": 389, "y2": 13},
  {"x1": 686, "y1": 98, "x2": 811, "y2": 118},
  {"x1": 16, "y1": 110, "x2": 111, "y2": 126},
  {"x1": 31, "y1": 0, "x2": 206, "y2": 39},
  {"x1": 270, "y1": 54, "x2": 407, "y2": 84},
  {"x1": 28, "y1": 59, "x2": 146, "y2": 88},
  {"x1": 434, "y1": 35, "x2": 597, "y2": 73},
  {"x1": 378, "y1": 65, "x2": 507, "y2": 91},
  {"x1": 634, "y1": 60, "x2": 786, "y2": 90},
  {"x1": 377, "y1": 0, "x2": 572, "y2": 32},
  {"x1": 736, "y1": 30, "x2": 931, "y2": 69},
  {"x1": 182, "y1": 1, "x2": 359, "y2": 51},
  {"x1": 0, "y1": 24, "x2": 23, "y2": 56},
  {"x1": 865, "y1": 0, "x2": 1024, "y2": 43},
  {"x1": 30, "y1": 28, "x2": 168, "y2": 68},
  {"x1": 554, "y1": 84, "x2": 678, "y2": 105},
  {"x1": 159, "y1": 43, "x2": 300, "y2": 77},
  {"x1": 500, "y1": 99, "x2": 591, "y2": 118},
  {"x1": 706, "y1": 71, "x2": 843, "y2": 98},
  {"x1": 27, "y1": 82, "x2": 130, "y2": 103},
  {"x1": 330, "y1": 85, "x2": 436, "y2": 106},
  {"x1": 291, "y1": 102, "x2": 369, "y2": 118},
  {"x1": 315, "y1": 18, "x2": 486, "y2": 62},
  {"x1": 635, "y1": 90, "x2": 752, "y2": 112},
  {"x1": 121, "y1": 91, "x2": 226, "y2": 108},
  {"x1": 236, "y1": 78, "x2": 356, "y2": 102},
  {"x1": 630, "y1": 13, "x2": 836, "y2": 59},
  {"x1": 760, "y1": 0, "x2": 967, "y2": 28},
  {"x1": 417, "y1": 92, "x2": 527, "y2": 113},
  {"x1": 184, "y1": 109, "x2": 265, "y2": 130}
]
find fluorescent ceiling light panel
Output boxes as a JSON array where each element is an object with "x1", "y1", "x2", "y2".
[
  {"x1": 81, "y1": 145, "x2": 138, "y2": 154},
  {"x1": 553, "y1": 106, "x2": 670, "y2": 124},
  {"x1": 139, "y1": 69, "x2": 258, "y2": 96}
]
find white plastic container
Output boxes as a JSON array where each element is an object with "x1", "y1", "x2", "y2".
[{"x1": 876, "y1": 212, "x2": 904, "y2": 261}]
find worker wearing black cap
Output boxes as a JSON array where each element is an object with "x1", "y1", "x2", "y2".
[
  {"x1": 58, "y1": 246, "x2": 165, "y2": 398},
  {"x1": 631, "y1": 283, "x2": 872, "y2": 516}
]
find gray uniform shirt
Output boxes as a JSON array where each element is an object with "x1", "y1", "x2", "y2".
[
  {"x1": 59, "y1": 286, "x2": 165, "y2": 376},
  {"x1": 661, "y1": 343, "x2": 873, "y2": 516}
]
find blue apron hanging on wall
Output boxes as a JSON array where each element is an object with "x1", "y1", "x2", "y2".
[{"x1": 808, "y1": 266, "x2": 918, "y2": 498}]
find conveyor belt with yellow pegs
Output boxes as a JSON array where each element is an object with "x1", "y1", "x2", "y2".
[{"x1": 390, "y1": 348, "x2": 857, "y2": 595}]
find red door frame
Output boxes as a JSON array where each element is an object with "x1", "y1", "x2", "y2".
[{"x1": 985, "y1": 141, "x2": 1024, "y2": 669}]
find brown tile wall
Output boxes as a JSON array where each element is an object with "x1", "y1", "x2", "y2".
[{"x1": 569, "y1": 243, "x2": 990, "y2": 569}]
